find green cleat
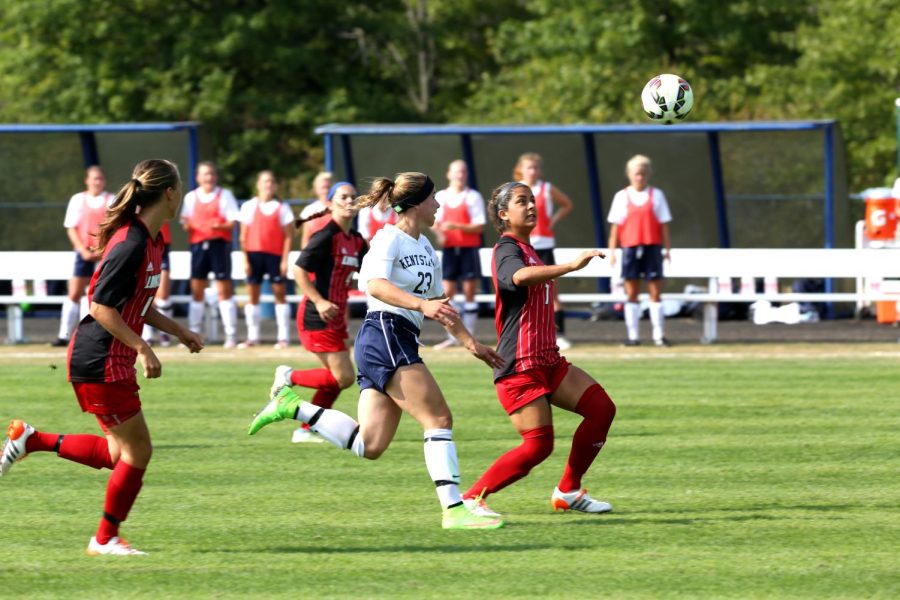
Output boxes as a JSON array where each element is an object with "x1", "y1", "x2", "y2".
[
  {"x1": 248, "y1": 387, "x2": 303, "y2": 436},
  {"x1": 441, "y1": 503, "x2": 505, "y2": 530}
]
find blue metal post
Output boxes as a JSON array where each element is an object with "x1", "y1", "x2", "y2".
[
  {"x1": 707, "y1": 132, "x2": 730, "y2": 248},
  {"x1": 187, "y1": 125, "x2": 199, "y2": 188},
  {"x1": 323, "y1": 134, "x2": 334, "y2": 173},
  {"x1": 823, "y1": 123, "x2": 836, "y2": 318},
  {"x1": 339, "y1": 135, "x2": 356, "y2": 186},
  {"x1": 581, "y1": 133, "x2": 608, "y2": 293},
  {"x1": 460, "y1": 134, "x2": 478, "y2": 191},
  {"x1": 79, "y1": 132, "x2": 99, "y2": 167}
]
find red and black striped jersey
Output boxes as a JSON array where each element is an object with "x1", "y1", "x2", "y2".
[
  {"x1": 492, "y1": 233, "x2": 560, "y2": 381},
  {"x1": 296, "y1": 220, "x2": 368, "y2": 331},
  {"x1": 68, "y1": 218, "x2": 164, "y2": 383}
]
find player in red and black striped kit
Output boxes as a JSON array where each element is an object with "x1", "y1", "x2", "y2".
[
  {"x1": 269, "y1": 182, "x2": 368, "y2": 444},
  {"x1": 1, "y1": 159, "x2": 204, "y2": 556},
  {"x1": 460, "y1": 181, "x2": 617, "y2": 518}
]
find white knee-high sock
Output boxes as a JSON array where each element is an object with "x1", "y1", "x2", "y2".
[
  {"x1": 275, "y1": 303, "x2": 290, "y2": 343},
  {"x1": 78, "y1": 296, "x2": 89, "y2": 319},
  {"x1": 649, "y1": 301, "x2": 665, "y2": 341},
  {"x1": 463, "y1": 302, "x2": 478, "y2": 336},
  {"x1": 58, "y1": 298, "x2": 79, "y2": 339},
  {"x1": 142, "y1": 323, "x2": 155, "y2": 342},
  {"x1": 244, "y1": 303, "x2": 261, "y2": 342},
  {"x1": 423, "y1": 428, "x2": 462, "y2": 509},
  {"x1": 189, "y1": 301, "x2": 205, "y2": 333},
  {"x1": 219, "y1": 299, "x2": 238, "y2": 338},
  {"x1": 295, "y1": 401, "x2": 365, "y2": 457},
  {"x1": 625, "y1": 302, "x2": 641, "y2": 342}
]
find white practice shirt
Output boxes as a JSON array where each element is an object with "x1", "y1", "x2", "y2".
[
  {"x1": 180, "y1": 186, "x2": 240, "y2": 222},
  {"x1": 63, "y1": 191, "x2": 114, "y2": 228},
  {"x1": 434, "y1": 187, "x2": 486, "y2": 226},
  {"x1": 238, "y1": 198, "x2": 295, "y2": 226},
  {"x1": 607, "y1": 186, "x2": 673, "y2": 225},
  {"x1": 358, "y1": 224, "x2": 444, "y2": 331}
]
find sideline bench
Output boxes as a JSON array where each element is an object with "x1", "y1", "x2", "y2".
[{"x1": 2, "y1": 248, "x2": 900, "y2": 343}]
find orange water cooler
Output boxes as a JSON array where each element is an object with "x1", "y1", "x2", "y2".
[{"x1": 864, "y1": 189, "x2": 899, "y2": 323}]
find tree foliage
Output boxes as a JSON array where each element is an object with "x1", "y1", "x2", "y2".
[{"x1": 0, "y1": 0, "x2": 897, "y2": 198}]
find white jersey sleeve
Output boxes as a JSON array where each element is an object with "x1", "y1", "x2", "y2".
[
  {"x1": 180, "y1": 190, "x2": 197, "y2": 221},
  {"x1": 238, "y1": 198, "x2": 257, "y2": 225},
  {"x1": 358, "y1": 225, "x2": 443, "y2": 330},
  {"x1": 357, "y1": 206, "x2": 372, "y2": 240},
  {"x1": 220, "y1": 189, "x2": 240, "y2": 222},
  {"x1": 466, "y1": 190, "x2": 487, "y2": 226},
  {"x1": 652, "y1": 187, "x2": 673, "y2": 224},
  {"x1": 63, "y1": 193, "x2": 84, "y2": 228},
  {"x1": 279, "y1": 202, "x2": 295, "y2": 226},
  {"x1": 607, "y1": 190, "x2": 629, "y2": 225}
]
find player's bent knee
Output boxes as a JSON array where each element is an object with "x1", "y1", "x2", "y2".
[{"x1": 335, "y1": 372, "x2": 356, "y2": 390}]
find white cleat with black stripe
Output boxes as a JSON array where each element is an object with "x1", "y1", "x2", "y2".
[
  {"x1": 1, "y1": 420, "x2": 34, "y2": 476},
  {"x1": 551, "y1": 487, "x2": 613, "y2": 514}
]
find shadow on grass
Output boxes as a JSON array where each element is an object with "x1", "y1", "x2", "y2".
[
  {"x1": 629, "y1": 503, "x2": 858, "y2": 515},
  {"x1": 154, "y1": 444, "x2": 217, "y2": 450},
  {"x1": 196, "y1": 543, "x2": 585, "y2": 555},
  {"x1": 557, "y1": 513, "x2": 785, "y2": 526}
]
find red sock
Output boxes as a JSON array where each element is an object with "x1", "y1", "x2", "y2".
[
  {"x1": 463, "y1": 425, "x2": 554, "y2": 499},
  {"x1": 311, "y1": 387, "x2": 341, "y2": 409},
  {"x1": 290, "y1": 368, "x2": 339, "y2": 390},
  {"x1": 24, "y1": 430, "x2": 61, "y2": 454},
  {"x1": 96, "y1": 461, "x2": 145, "y2": 544},
  {"x1": 558, "y1": 384, "x2": 616, "y2": 492},
  {"x1": 58, "y1": 434, "x2": 113, "y2": 470}
]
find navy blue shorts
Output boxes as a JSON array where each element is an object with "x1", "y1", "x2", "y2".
[
  {"x1": 190, "y1": 239, "x2": 232, "y2": 280},
  {"x1": 441, "y1": 246, "x2": 482, "y2": 282},
  {"x1": 354, "y1": 311, "x2": 423, "y2": 393},
  {"x1": 160, "y1": 244, "x2": 171, "y2": 271},
  {"x1": 621, "y1": 245, "x2": 664, "y2": 281},
  {"x1": 535, "y1": 248, "x2": 555, "y2": 266},
  {"x1": 246, "y1": 251, "x2": 285, "y2": 284},
  {"x1": 73, "y1": 252, "x2": 97, "y2": 278}
]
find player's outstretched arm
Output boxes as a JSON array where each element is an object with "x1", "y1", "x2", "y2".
[
  {"x1": 145, "y1": 307, "x2": 204, "y2": 353},
  {"x1": 444, "y1": 319, "x2": 504, "y2": 369},
  {"x1": 367, "y1": 279, "x2": 459, "y2": 326},
  {"x1": 512, "y1": 250, "x2": 606, "y2": 287}
]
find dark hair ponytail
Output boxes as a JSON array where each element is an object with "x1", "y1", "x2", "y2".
[{"x1": 95, "y1": 159, "x2": 180, "y2": 252}]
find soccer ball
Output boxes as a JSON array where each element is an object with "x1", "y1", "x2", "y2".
[{"x1": 641, "y1": 74, "x2": 693, "y2": 124}]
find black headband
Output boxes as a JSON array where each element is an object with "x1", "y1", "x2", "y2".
[{"x1": 392, "y1": 176, "x2": 435, "y2": 213}]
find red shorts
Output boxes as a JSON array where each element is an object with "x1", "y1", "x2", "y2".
[
  {"x1": 72, "y1": 380, "x2": 142, "y2": 434},
  {"x1": 495, "y1": 359, "x2": 571, "y2": 415},
  {"x1": 298, "y1": 327, "x2": 348, "y2": 353}
]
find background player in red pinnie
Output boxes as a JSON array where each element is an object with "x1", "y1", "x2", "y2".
[
  {"x1": 180, "y1": 161, "x2": 241, "y2": 347},
  {"x1": 1, "y1": 159, "x2": 204, "y2": 556},
  {"x1": 238, "y1": 170, "x2": 295, "y2": 349},
  {"x1": 53, "y1": 166, "x2": 115, "y2": 347},
  {"x1": 607, "y1": 154, "x2": 673, "y2": 347},
  {"x1": 432, "y1": 159, "x2": 486, "y2": 350},
  {"x1": 270, "y1": 181, "x2": 368, "y2": 444},
  {"x1": 514, "y1": 153, "x2": 574, "y2": 350},
  {"x1": 460, "y1": 181, "x2": 617, "y2": 519}
]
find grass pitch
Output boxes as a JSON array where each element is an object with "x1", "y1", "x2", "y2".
[{"x1": 0, "y1": 344, "x2": 898, "y2": 599}]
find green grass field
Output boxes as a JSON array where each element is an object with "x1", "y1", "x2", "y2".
[{"x1": 1, "y1": 345, "x2": 898, "y2": 599}]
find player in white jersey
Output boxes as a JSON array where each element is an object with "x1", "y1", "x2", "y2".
[
  {"x1": 53, "y1": 166, "x2": 115, "y2": 347},
  {"x1": 249, "y1": 172, "x2": 505, "y2": 530}
]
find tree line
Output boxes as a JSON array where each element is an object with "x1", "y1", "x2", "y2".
[{"x1": 0, "y1": 0, "x2": 897, "y2": 198}]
